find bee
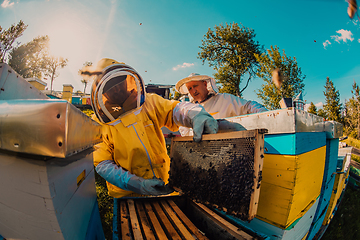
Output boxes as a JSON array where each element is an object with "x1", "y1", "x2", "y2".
[
  {"x1": 348, "y1": 0, "x2": 359, "y2": 20},
  {"x1": 272, "y1": 68, "x2": 283, "y2": 90}
]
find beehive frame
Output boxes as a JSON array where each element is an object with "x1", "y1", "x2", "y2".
[{"x1": 169, "y1": 129, "x2": 267, "y2": 221}]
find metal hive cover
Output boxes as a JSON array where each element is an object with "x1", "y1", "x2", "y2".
[
  {"x1": 0, "y1": 63, "x2": 48, "y2": 100},
  {"x1": 169, "y1": 129, "x2": 266, "y2": 221},
  {"x1": 0, "y1": 99, "x2": 102, "y2": 158}
]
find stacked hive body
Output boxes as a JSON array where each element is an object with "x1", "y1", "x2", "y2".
[
  {"x1": 0, "y1": 63, "x2": 104, "y2": 240},
  {"x1": 169, "y1": 129, "x2": 266, "y2": 221},
  {"x1": 212, "y1": 109, "x2": 351, "y2": 240}
]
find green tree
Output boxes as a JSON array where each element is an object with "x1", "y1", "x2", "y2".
[
  {"x1": 255, "y1": 45, "x2": 305, "y2": 110},
  {"x1": 43, "y1": 56, "x2": 68, "y2": 92},
  {"x1": 8, "y1": 35, "x2": 49, "y2": 78},
  {"x1": 323, "y1": 77, "x2": 342, "y2": 122},
  {"x1": 317, "y1": 108, "x2": 327, "y2": 119},
  {"x1": 308, "y1": 102, "x2": 317, "y2": 114},
  {"x1": 0, "y1": 20, "x2": 28, "y2": 63},
  {"x1": 344, "y1": 81, "x2": 360, "y2": 138},
  {"x1": 80, "y1": 61, "x2": 92, "y2": 94},
  {"x1": 198, "y1": 22, "x2": 264, "y2": 97},
  {"x1": 171, "y1": 89, "x2": 181, "y2": 100}
]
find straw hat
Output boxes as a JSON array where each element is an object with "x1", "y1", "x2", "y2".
[{"x1": 175, "y1": 73, "x2": 219, "y2": 95}]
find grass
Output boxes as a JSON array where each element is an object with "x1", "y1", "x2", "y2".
[
  {"x1": 322, "y1": 187, "x2": 360, "y2": 239},
  {"x1": 343, "y1": 136, "x2": 360, "y2": 150},
  {"x1": 322, "y1": 136, "x2": 360, "y2": 239},
  {"x1": 352, "y1": 154, "x2": 360, "y2": 163}
]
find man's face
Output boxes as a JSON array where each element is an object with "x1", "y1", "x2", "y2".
[{"x1": 185, "y1": 80, "x2": 209, "y2": 103}]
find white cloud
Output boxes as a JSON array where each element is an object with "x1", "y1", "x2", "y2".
[
  {"x1": 315, "y1": 102, "x2": 323, "y2": 109},
  {"x1": 331, "y1": 29, "x2": 354, "y2": 43},
  {"x1": 172, "y1": 62, "x2": 195, "y2": 71},
  {"x1": 323, "y1": 40, "x2": 331, "y2": 49},
  {"x1": 1, "y1": 0, "x2": 14, "y2": 8}
]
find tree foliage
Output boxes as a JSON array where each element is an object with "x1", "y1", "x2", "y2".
[
  {"x1": 171, "y1": 89, "x2": 181, "y2": 100},
  {"x1": 323, "y1": 77, "x2": 342, "y2": 122},
  {"x1": 317, "y1": 108, "x2": 327, "y2": 119},
  {"x1": 198, "y1": 22, "x2": 264, "y2": 97},
  {"x1": 0, "y1": 20, "x2": 28, "y2": 63},
  {"x1": 9, "y1": 33, "x2": 68, "y2": 91},
  {"x1": 308, "y1": 102, "x2": 317, "y2": 115},
  {"x1": 9, "y1": 35, "x2": 49, "y2": 78},
  {"x1": 43, "y1": 56, "x2": 68, "y2": 91},
  {"x1": 344, "y1": 81, "x2": 360, "y2": 138},
  {"x1": 255, "y1": 45, "x2": 305, "y2": 110}
]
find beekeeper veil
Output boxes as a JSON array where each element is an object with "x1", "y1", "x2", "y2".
[{"x1": 83, "y1": 58, "x2": 146, "y2": 123}]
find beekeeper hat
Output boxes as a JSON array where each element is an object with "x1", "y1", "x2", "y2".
[{"x1": 175, "y1": 73, "x2": 219, "y2": 95}]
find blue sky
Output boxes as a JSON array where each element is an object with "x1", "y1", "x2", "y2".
[{"x1": 1, "y1": 0, "x2": 360, "y2": 109}]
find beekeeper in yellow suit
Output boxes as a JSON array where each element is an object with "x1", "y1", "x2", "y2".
[{"x1": 83, "y1": 59, "x2": 218, "y2": 198}]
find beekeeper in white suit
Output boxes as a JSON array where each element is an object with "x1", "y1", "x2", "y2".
[{"x1": 175, "y1": 73, "x2": 267, "y2": 136}]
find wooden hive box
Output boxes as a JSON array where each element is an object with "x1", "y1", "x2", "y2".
[{"x1": 169, "y1": 129, "x2": 267, "y2": 221}]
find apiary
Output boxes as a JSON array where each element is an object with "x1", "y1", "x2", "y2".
[{"x1": 169, "y1": 129, "x2": 266, "y2": 221}]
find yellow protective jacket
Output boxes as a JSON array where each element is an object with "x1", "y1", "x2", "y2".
[{"x1": 94, "y1": 93, "x2": 180, "y2": 198}]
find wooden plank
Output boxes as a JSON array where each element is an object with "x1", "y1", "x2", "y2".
[
  {"x1": 135, "y1": 201, "x2": 156, "y2": 240},
  {"x1": 194, "y1": 202, "x2": 254, "y2": 240},
  {"x1": 127, "y1": 199, "x2": 143, "y2": 240},
  {"x1": 352, "y1": 147, "x2": 360, "y2": 157},
  {"x1": 160, "y1": 200, "x2": 195, "y2": 240},
  {"x1": 249, "y1": 130, "x2": 264, "y2": 220},
  {"x1": 120, "y1": 200, "x2": 131, "y2": 240},
  {"x1": 152, "y1": 201, "x2": 182, "y2": 240},
  {"x1": 167, "y1": 200, "x2": 208, "y2": 240},
  {"x1": 171, "y1": 129, "x2": 266, "y2": 142},
  {"x1": 144, "y1": 202, "x2": 168, "y2": 239},
  {"x1": 351, "y1": 159, "x2": 360, "y2": 169}
]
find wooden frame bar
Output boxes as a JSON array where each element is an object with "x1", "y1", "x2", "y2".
[
  {"x1": 115, "y1": 197, "x2": 260, "y2": 239},
  {"x1": 116, "y1": 198, "x2": 209, "y2": 239}
]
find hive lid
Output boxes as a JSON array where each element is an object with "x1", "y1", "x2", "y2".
[
  {"x1": 217, "y1": 108, "x2": 342, "y2": 139},
  {"x1": 0, "y1": 99, "x2": 101, "y2": 158},
  {"x1": 0, "y1": 63, "x2": 48, "y2": 100}
]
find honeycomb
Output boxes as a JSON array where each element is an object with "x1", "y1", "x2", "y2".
[{"x1": 169, "y1": 131, "x2": 264, "y2": 221}]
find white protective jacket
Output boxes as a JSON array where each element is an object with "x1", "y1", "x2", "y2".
[{"x1": 177, "y1": 74, "x2": 267, "y2": 136}]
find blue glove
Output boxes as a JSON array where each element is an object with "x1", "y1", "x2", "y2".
[
  {"x1": 127, "y1": 176, "x2": 174, "y2": 196},
  {"x1": 192, "y1": 110, "x2": 218, "y2": 142},
  {"x1": 95, "y1": 160, "x2": 174, "y2": 196}
]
